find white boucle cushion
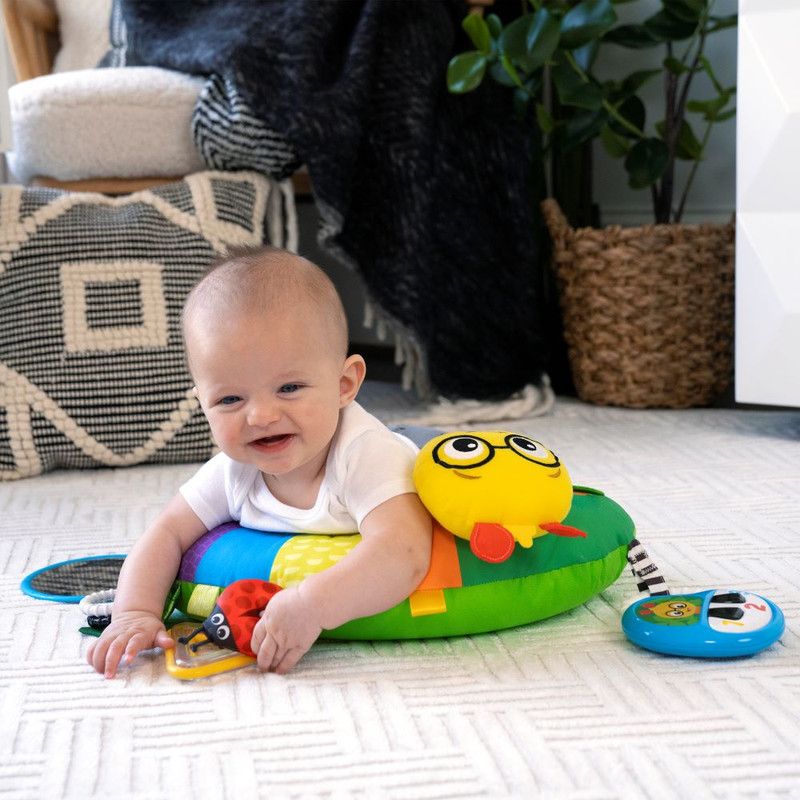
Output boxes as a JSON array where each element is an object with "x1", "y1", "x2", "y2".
[
  {"x1": 52, "y1": 0, "x2": 113, "y2": 72},
  {"x1": 7, "y1": 67, "x2": 206, "y2": 183}
]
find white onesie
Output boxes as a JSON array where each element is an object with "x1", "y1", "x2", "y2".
[{"x1": 179, "y1": 401, "x2": 418, "y2": 534}]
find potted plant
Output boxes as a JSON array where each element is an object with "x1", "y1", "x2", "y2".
[{"x1": 448, "y1": 0, "x2": 738, "y2": 408}]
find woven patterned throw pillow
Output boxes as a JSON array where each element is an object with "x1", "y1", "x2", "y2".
[{"x1": 0, "y1": 171, "x2": 276, "y2": 480}]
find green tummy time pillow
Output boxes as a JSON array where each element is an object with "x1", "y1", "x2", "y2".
[{"x1": 170, "y1": 486, "x2": 635, "y2": 640}]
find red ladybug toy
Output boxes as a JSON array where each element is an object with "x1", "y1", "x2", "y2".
[{"x1": 179, "y1": 579, "x2": 282, "y2": 657}]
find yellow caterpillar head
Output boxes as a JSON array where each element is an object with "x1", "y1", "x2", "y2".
[{"x1": 413, "y1": 431, "x2": 581, "y2": 562}]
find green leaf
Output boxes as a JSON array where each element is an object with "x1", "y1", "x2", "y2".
[
  {"x1": 525, "y1": 8, "x2": 560, "y2": 70},
  {"x1": 604, "y1": 23, "x2": 659, "y2": 49},
  {"x1": 486, "y1": 14, "x2": 503, "y2": 39},
  {"x1": 706, "y1": 14, "x2": 737, "y2": 34},
  {"x1": 676, "y1": 119, "x2": 704, "y2": 160},
  {"x1": 687, "y1": 88, "x2": 735, "y2": 121},
  {"x1": 715, "y1": 108, "x2": 736, "y2": 122},
  {"x1": 488, "y1": 60, "x2": 517, "y2": 87},
  {"x1": 625, "y1": 138, "x2": 670, "y2": 188},
  {"x1": 499, "y1": 14, "x2": 533, "y2": 61},
  {"x1": 663, "y1": 56, "x2": 687, "y2": 75},
  {"x1": 643, "y1": 9, "x2": 699, "y2": 42},
  {"x1": 560, "y1": 0, "x2": 618, "y2": 50},
  {"x1": 552, "y1": 59, "x2": 604, "y2": 110},
  {"x1": 573, "y1": 40, "x2": 599, "y2": 72},
  {"x1": 500, "y1": 52, "x2": 524, "y2": 88},
  {"x1": 609, "y1": 94, "x2": 646, "y2": 137},
  {"x1": 463, "y1": 13, "x2": 492, "y2": 55},
  {"x1": 656, "y1": 118, "x2": 703, "y2": 160},
  {"x1": 446, "y1": 52, "x2": 488, "y2": 94},
  {"x1": 698, "y1": 55, "x2": 724, "y2": 94},
  {"x1": 664, "y1": 0, "x2": 706, "y2": 24},
  {"x1": 620, "y1": 69, "x2": 661, "y2": 96},
  {"x1": 536, "y1": 103, "x2": 555, "y2": 134},
  {"x1": 600, "y1": 123, "x2": 631, "y2": 157},
  {"x1": 563, "y1": 109, "x2": 607, "y2": 150}
]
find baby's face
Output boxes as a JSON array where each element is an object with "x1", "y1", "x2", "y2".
[{"x1": 187, "y1": 309, "x2": 352, "y2": 483}]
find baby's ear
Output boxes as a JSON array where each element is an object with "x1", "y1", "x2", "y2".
[{"x1": 339, "y1": 354, "x2": 366, "y2": 407}]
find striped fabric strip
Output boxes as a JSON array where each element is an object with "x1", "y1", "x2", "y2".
[
  {"x1": 626, "y1": 538, "x2": 671, "y2": 596},
  {"x1": 192, "y1": 74, "x2": 302, "y2": 182}
]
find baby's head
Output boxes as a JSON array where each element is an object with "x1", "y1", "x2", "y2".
[
  {"x1": 182, "y1": 246, "x2": 366, "y2": 477},
  {"x1": 182, "y1": 246, "x2": 348, "y2": 363}
]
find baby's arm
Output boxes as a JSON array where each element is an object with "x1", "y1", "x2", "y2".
[
  {"x1": 250, "y1": 492, "x2": 432, "y2": 673},
  {"x1": 86, "y1": 493, "x2": 208, "y2": 678}
]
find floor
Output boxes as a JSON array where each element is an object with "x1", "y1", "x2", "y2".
[{"x1": 1, "y1": 388, "x2": 798, "y2": 799}]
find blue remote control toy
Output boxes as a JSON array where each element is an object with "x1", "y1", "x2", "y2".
[{"x1": 622, "y1": 589, "x2": 785, "y2": 658}]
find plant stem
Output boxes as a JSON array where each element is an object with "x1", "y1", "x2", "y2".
[
  {"x1": 656, "y1": 5, "x2": 713, "y2": 223},
  {"x1": 674, "y1": 118, "x2": 714, "y2": 223},
  {"x1": 657, "y1": 43, "x2": 679, "y2": 224},
  {"x1": 562, "y1": 50, "x2": 646, "y2": 138}
]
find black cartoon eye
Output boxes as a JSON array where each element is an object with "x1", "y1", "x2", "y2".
[
  {"x1": 434, "y1": 436, "x2": 492, "y2": 468},
  {"x1": 666, "y1": 610, "x2": 685, "y2": 617},
  {"x1": 505, "y1": 435, "x2": 559, "y2": 466},
  {"x1": 210, "y1": 613, "x2": 225, "y2": 625},
  {"x1": 215, "y1": 625, "x2": 230, "y2": 641},
  {"x1": 669, "y1": 603, "x2": 688, "y2": 610}
]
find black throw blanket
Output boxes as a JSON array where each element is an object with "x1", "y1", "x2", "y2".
[{"x1": 111, "y1": 0, "x2": 550, "y2": 401}]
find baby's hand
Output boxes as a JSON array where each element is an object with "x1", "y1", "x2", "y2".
[
  {"x1": 86, "y1": 610, "x2": 173, "y2": 678},
  {"x1": 250, "y1": 586, "x2": 322, "y2": 674}
]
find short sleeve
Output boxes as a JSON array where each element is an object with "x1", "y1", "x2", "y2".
[
  {"x1": 179, "y1": 453, "x2": 239, "y2": 530},
  {"x1": 341, "y1": 430, "x2": 418, "y2": 526}
]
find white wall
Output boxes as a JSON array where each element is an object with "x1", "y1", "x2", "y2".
[{"x1": 592, "y1": 0, "x2": 738, "y2": 225}]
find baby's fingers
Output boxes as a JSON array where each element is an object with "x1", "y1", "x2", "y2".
[
  {"x1": 272, "y1": 645, "x2": 306, "y2": 675},
  {"x1": 87, "y1": 632, "x2": 114, "y2": 673},
  {"x1": 98, "y1": 633, "x2": 130, "y2": 678},
  {"x1": 121, "y1": 631, "x2": 160, "y2": 668},
  {"x1": 255, "y1": 632, "x2": 279, "y2": 672}
]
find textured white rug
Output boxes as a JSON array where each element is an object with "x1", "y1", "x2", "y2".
[{"x1": 1, "y1": 387, "x2": 799, "y2": 799}]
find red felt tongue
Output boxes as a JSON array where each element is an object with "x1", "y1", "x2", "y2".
[
  {"x1": 469, "y1": 523, "x2": 515, "y2": 563},
  {"x1": 539, "y1": 522, "x2": 587, "y2": 538}
]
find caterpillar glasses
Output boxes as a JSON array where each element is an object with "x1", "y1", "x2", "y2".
[{"x1": 431, "y1": 434, "x2": 560, "y2": 470}]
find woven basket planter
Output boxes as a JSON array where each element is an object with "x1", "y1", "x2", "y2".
[{"x1": 542, "y1": 198, "x2": 734, "y2": 409}]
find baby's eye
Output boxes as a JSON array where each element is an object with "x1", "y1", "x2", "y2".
[
  {"x1": 218, "y1": 395, "x2": 242, "y2": 406},
  {"x1": 278, "y1": 383, "x2": 302, "y2": 394}
]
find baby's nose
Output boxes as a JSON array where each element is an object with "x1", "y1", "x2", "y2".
[{"x1": 247, "y1": 399, "x2": 280, "y2": 427}]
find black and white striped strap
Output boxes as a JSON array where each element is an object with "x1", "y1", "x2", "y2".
[{"x1": 627, "y1": 538, "x2": 671, "y2": 596}]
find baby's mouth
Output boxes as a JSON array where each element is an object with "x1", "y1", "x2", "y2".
[{"x1": 250, "y1": 434, "x2": 293, "y2": 450}]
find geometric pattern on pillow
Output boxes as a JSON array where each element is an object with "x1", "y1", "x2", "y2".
[{"x1": 0, "y1": 171, "x2": 274, "y2": 479}]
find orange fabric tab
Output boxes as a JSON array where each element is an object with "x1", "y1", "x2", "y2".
[{"x1": 416, "y1": 520, "x2": 462, "y2": 591}]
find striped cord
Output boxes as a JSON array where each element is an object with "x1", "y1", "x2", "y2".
[{"x1": 627, "y1": 538, "x2": 671, "y2": 596}]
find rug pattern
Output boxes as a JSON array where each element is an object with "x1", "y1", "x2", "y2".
[{"x1": 1, "y1": 395, "x2": 798, "y2": 798}]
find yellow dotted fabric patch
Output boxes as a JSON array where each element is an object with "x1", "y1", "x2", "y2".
[{"x1": 269, "y1": 534, "x2": 361, "y2": 587}]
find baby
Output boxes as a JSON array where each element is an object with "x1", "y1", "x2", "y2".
[{"x1": 87, "y1": 246, "x2": 432, "y2": 677}]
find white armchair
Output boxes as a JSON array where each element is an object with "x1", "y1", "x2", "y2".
[{"x1": 2, "y1": 0, "x2": 208, "y2": 194}]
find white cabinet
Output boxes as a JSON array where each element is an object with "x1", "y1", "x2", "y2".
[{"x1": 736, "y1": 1, "x2": 800, "y2": 406}]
